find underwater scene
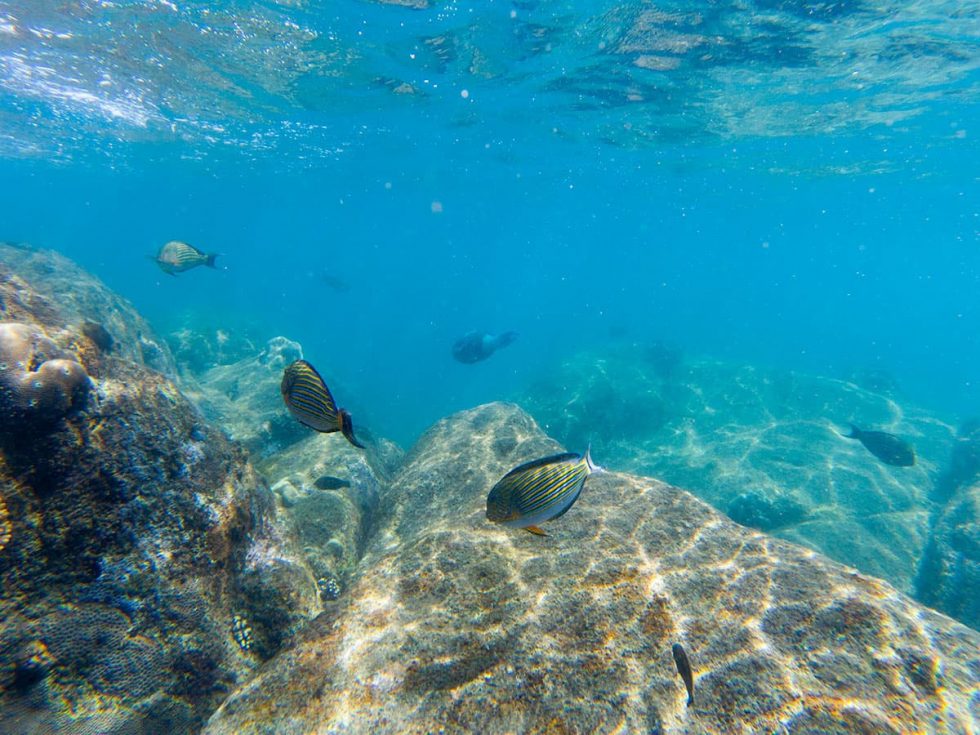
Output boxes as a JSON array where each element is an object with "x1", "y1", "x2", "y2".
[{"x1": 0, "y1": 0, "x2": 978, "y2": 733}]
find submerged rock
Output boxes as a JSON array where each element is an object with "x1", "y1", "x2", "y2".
[
  {"x1": 0, "y1": 242, "x2": 176, "y2": 377},
  {"x1": 917, "y1": 482, "x2": 980, "y2": 630},
  {"x1": 204, "y1": 403, "x2": 979, "y2": 735},
  {"x1": 521, "y1": 347, "x2": 953, "y2": 595},
  {"x1": 181, "y1": 336, "x2": 310, "y2": 457},
  {"x1": 916, "y1": 421, "x2": 980, "y2": 628},
  {"x1": 257, "y1": 430, "x2": 400, "y2": 601},
  {"x1": 0, "y1": 246, "x2": 319, "y2": 734}
]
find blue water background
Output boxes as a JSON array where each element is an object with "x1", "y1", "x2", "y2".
[{"x1": 0, "y1": 1, "x2": 977, "y2": 446}]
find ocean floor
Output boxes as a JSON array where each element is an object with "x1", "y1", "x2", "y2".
[
  {"x1": 519, "y1": 345, "x2": 978, "y2": 613},
  {"x1": 1, "y1": 245, "x2": 978, "y2": 733}
]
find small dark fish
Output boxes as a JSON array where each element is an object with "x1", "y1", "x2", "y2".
[
  {"x1": 844, "y1": 425, "x2": 915, "y2": 467},
  {"x1": 672, "y1": 643, "x2": 694, "y2": 707},
  {"x1": 152, "y1": 240, "x2": 219, "y2": 275},
  {"x1": 314, "y1": 475, "x2": 351, "y2": 490},
  {"x1": 452, "y1": 330, "x2": 518, "y2": 364},
  {"x1": 81, "y1": 321, "x2": 113, "y2": 352},
  {"x1": 281, "y1": 359, "x2": 364, "y2": 448},
  {"x1": 486, "y1": 448, "x2": 599, "y2": 536},
  {"x1": 320, "y1": 273, "x2": 350, "y2": 292}
]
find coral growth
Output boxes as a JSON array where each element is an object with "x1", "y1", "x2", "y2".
[
  {"x1": 0, "y1": 246, "x2": 319, "y2": 734},
  {"x1": 0, "y1": 322, "x2": 90, "y2": 428}
]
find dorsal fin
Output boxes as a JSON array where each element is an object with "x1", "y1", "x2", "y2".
[{"x1": 501, "y1": 452, "x2": 579, "y2": 479}]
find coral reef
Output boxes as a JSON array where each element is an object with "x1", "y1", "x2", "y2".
[
  {"x1": 0, "y1": 322, "x2": 91, "y2": 428},
  {"x1": 0, "y1": 242, "x2": 176, "y2": 377},
  {"x1": 204, "y1": 403, "x2": 979, "y2": 735},
  {"x1": 521, "y1": 346, "x2": 954, "y2": 595},
  {"x1": 0, "y1": 246, "x2": 318, "y2": 734}
]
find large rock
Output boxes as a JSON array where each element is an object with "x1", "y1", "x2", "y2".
[
  {"x1": 204, "y1": 403, "x2": 979, "y2": 735},
  {"x1": 917, "y1": 482, "x2": 980, "y2": 630},
  {"x1": 179, "y1": 335, "x2": 310, "y2": 459},
  {"x1": 1, "y1": 242, "x2": 176, "y2": 377},
  {"x1": 917, "y1": 421, "x2": 980, "y2": 628},
  {"x1": 258, "y1": 431, "x2": 403, "y2": 603},
  {"x1": 0, "y1": 245, "x2": 319, "y2": 734},
  {"x1": 521, "y1": 346, "x2": 953, "y2": 594}
]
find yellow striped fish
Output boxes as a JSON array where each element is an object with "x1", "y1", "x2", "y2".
[
  {"x1": 281, "y1": 359, "x2": 364, "y2": 448},
  {"x1": 153, "y1": 240, "x2": 219, "y2": 275},
  {"x1": 486, "y1": 449, "x2": 599, "y2": 536}
]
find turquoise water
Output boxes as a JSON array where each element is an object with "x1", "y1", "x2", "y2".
[{"x1": 0, "y1": 0, "x2": 977, "y2": 446}]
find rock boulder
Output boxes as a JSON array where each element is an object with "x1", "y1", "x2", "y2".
[
  {"x1": 204, "y1": 403, "x2": 979, "y2": 735},
  {"x1": 0, "y1": 245, "x2": 319, "y2": 734}
]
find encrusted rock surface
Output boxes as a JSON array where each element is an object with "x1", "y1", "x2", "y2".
[
  {"x1": 0, "y1": 245, "x2": 319, "y2": 734},
  {"x1": 521, "y1": 346, "x2": 953, "y2": 594},
  {"x1": 258, "y1": 431, "x2": 402, "y2": 603},
  {"x1": 917, "y1": 421, "x2": 980, "y2": 629},
  {"x1": 917, "y1": 482, "x2": 980, "y2": 631},
  {"x1": 181, "y1": 336, "x2": 314, "y2": 459},
  {"x1": 1, "y1": 242, "x2": 176, "y2": 377},
  {"x1": 204, "y1": 403, "x2": 979, "y2": 735}
]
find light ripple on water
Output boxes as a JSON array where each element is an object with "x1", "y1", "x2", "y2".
[{"x1": 0, "y1": 0, "x2": 974, "y2": 166}]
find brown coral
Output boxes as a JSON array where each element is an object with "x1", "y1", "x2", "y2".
[
  {"x1": 0, "y1": 322, "x2": 90, "y2": 428},
  {"x1": 0, "y1": 490, "x2": 9, "y2": 553}
]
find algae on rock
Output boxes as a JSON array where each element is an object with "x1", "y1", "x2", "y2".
[
  {"x1": 204, "y1": 403, "x2": 979, "y2": 735},
  {"x1": 0, "y1": 245, "x2": 319, "y2": 735}
]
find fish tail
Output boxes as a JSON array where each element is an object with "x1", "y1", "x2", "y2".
[
  {"x1": 845, "y1": 424, "x2": 861, "y2": 439},
  {"x1": 584, "y1": 444, "x2": 603, "y2": 473},
  {"x1": 340, "y1": 409, "x2": 365, "y2": 449},
  {"x1": 206, "y1": 253, "x2": 220, "y2": 268}
]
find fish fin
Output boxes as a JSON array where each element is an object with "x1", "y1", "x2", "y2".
[
  {"x1": 845, "y1": 424, "x2": 861, "y2": 439},
  {"x1": 687, "y1": 694, "x2": 694, "y2": 707},
  {"x1": 524, "y1": 525, "x2": 548, "y2": 536},
  {"x1": 206, "y1": 253, "x2": 220, "y2": 268},
  {"x1": 584, "y1": 444, "x2": 604, "y2": 473},
  {"x1": 340, "y1": 409, "x2": 365, "y2": 449}
]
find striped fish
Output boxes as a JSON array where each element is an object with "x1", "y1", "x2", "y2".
[
  {"x1": 280, "y1": 359, "x2": 364, "y2": 448},
  {"x1": 486, "y1": 448, "x2": 599, "y2": 536},
  {"x1": 153, "y1": 240, "x2": 219, "y2": 275}
]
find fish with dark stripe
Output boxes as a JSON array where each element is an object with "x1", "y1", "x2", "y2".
[
  {"x1": 281, "y1": 359, "x2": 364, "y2": 448},
  {"x1": 486, "y1": 448, "x2": 599, "y2": 536},
  {"x1": 152, "y1": 240, "x2": 219, "y2": 275},
  {"x1": 672, "y1": 642, "x2": 694, "y2": 707}
]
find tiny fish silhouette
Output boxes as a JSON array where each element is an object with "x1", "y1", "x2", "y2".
[
  {"x1": 844, "y1": 425, "x2": 915, "y2": 467},
  {"x1": 672, "y1": 643, "x2": 694, "y2": 707},
  {"x1": 314, "y1": 475, "x2": 351, "y2": 490}
]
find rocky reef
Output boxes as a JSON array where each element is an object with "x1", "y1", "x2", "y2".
[
  {"x1": 257, "y1": 430, "x2": 402, "y2": 606},
  {"x1": 204, "y1": 402, "x2": 979, "y2": 735},
  {"x1": 917, "y1": 420, "x2": 980, "y2": 630},
  {"x1": 0, "y1": 244, "x2": 320, "y2": 734},
  {"x1": 0, "y1": 242, "x2": 175, "y2": 377},
  {"x1": 520, "y1": 346, "x2": 954, "y2": 596},
  {"x1": 179, "y1": 335, "x2": 309, "y2": 458}
]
